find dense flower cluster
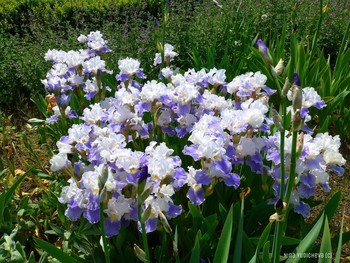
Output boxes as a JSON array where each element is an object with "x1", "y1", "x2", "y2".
[
  {"x1": 46, "y1": 31, "x2": 346, "y2": 237},
  {"x1": 42, "y1": 31, "x2": 113, "y2": 122}
]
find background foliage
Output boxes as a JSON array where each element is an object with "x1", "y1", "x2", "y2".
[
  {"x1": 0, "y1": 0, "x2": 350, "y2": 261},
  {"x1": 0, "y1": 0, "x2": 349, "y2": 112}
]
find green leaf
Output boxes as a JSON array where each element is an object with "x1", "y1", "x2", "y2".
[
  {"x1": 286, "y1": 213, "x2": 324, "y2": 263},
  {"x1": 335, "y1": 209, "x2": 345, "y2": 263},
  {"x1": 319, "y1": 216, "x2": 332, "y2": 263},
  {"x1": 242, "y1": 231, "x2": 255, "y2": 262},
  {"x1": 34, "y1": 237, "x2": 77, "y2": 263},
  {"x1": 202, "y1": 215, "x2": 218, "y2": 242},
  {"x1": 308, "y1": 191, "x2": 341, "y2": 232},
  {"x1": 188, "y1": 202, "x2": 204, "y2": 220},
  {"x1": 36, "y1": 172, "x2": 56, "y2": 181},
  {"x1": 249, "y1": 222, "x2": 273, "y2": 263},
  {"x1": 328, "y1": 91, "x2": 350, "y2": 114},
  {"x1": 233, "y1": 198, "x2": 244, "y2": 263},
  {"x1": 213, "y1": 204, "x2": 233, "y2": 263},
  {"x1": 190, "y1": 230, "x2": 201, "y2": 263},
  {"x1": 0, "y1": 167, "x2": 34, "y2": 223},
  {"x1": 49, "y1": 224, "x2": 65, "y2": 239},
  {"x1": 262, "y1": 241, "x2": 270, "y2": 263},
  {"x1": 281, "y1": 236, "x2": 301, "y2": 246}
]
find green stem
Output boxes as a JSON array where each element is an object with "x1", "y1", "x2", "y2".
[
  {"x1": 279, "y1": 99, "x2": 287, "y2": 201},
  {"x1": 138, "y1": 203, "x2": 151, "y2": 262},
  {"x1": 284, "y1": 131, "x2": 298, "y2": 205},
  {"x1": 99, "y1": 202, "x2": 110, "y2": 263},
  {"x1": 307, "y1": 0, "x2": 323, "y2": 69},
  {"x1": 272, "y1": 130, "x2": 298, "y2": 262},
  {"x1": 272, "y1": 221, "x2": 284, "y2": 263},
  {"x1": 161, "y1": 0, "x2": 166, "y2": 68}
]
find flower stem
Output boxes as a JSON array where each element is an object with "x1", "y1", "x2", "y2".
[
  {"x1": 284, "y1": 130, "x2": 298, "y2": 205},
  {"x1": 138, "y1": 203, "x2": 151, "y2": 262},
  {"x1": 99, "y1": 202, "x2": 110, "y2": 263},
  {"x1": 272, "y1": 130, "x2": 298, "y2": 262}
]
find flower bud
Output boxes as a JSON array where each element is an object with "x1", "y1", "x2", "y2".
[
  {"x1": 274, "y1": 199, "x2": 286, "y2": 215},
  {"x1": 292, "y1": 73, "x2": 301, "y2": 87},
  {"x1": 292, "y1": 109, "x2": 303, "y2": 131},
  {"x1": 292, "y1": 85, "x2": 302, "y2": 113},
  {"x1": 281, "y1": 77, "x2": 291, "y2": 97},
  {"x1": 296, "y1": 132, "x2": 304, "y2": 157},
  {"x1": 271, "y1": 59, "x2": 284, "y2": 77},
  {"x1": 134, "y1": 244, "x2": 147, "y2": 262},
  {"x1": 256, "y1": 39, "x2": 273, "y2": 65},
  {"x1": 140, "y1": 182, "x2": 154, "y2": 203},
  {"x1": 98, "y1": 166, "x2": 108, "y2": 191},
  {"x1": 272, "y1": 109, "x2": 284, "y2": 132},
  {"x1": 158, "y1": 210, "x2": 172, "y2": 234},
  {"x1": 99, "y1": 186, "x2": 108, "y2": 202},
  {"x1": 141, "y1": 205, "x2": 152, "y2": 222}
]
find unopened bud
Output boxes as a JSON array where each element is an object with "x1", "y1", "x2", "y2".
[
  {"x1": 292, "y1": 85, "x2": 302, "y2": 112},
  {"x1": 133, "y1": 244, "x2": 148, "y2": 262},
  {"x1": 140, "y1": 183, "x2": 154, "y2": 203},
  {"x1": 271, "y1": 59, "x2": 284, "y2": 77},
  {"x1": 156, "y1": 42, "x2": 163, "y2": 53},
  {"x1": 274, "y1": 199, "x2": 286, "y2": 214},
  {"x1": 272, "y1": 109, "x2": 284, "y2": 132},
  {"x1": 296, "y1": 132, "x2": 304, "y2": 157},
  {"x1": 292, "y1": 109, "x2": 303, "y2": 131},
  {"x1": 292, "y1": 73, "x2": 301, "y2": 87},
  {"x1": 256, "y1": 39, "x2": 273, "y2": 65},
  {"x1": 99, "y1": 186, "x2": 108, "y2": 202},
  {"x1": 158, "y1": 210, "x2": 172, "y2": 234},
  {"x1": 98, "y1": 167, "x2": 108, "y2": 191},
  {"x1": 282, "y1": 77, "x2": 291, "y2": 97},
  {"x1": 141, "y1": 205, "x2": 152, "y2": 222}
]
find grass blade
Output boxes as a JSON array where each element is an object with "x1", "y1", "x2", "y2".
[
  {"x1": 34, "y1": 237, "x2": 77, "y2": 263},
  {"x1": 190, "y1": 230, "x2": 201, "y2": 263},
  {"x1": 335, "y1": 208, "x2": 345, "y2": 263},
  {"x1": 249, "y1": 222, "x2": 273, "y2": 263},
  {"x1": 0, "y1": 167, "x2": 34, "y2": 221},
  {"x1": 286, "y1": 213, "x2": 324, "y2": 263},
  {"x1": 233, "y1": 198, "x2": 244, "y2": 262},
  {"x1": 213, "y1": 204, "x2": 233, "y2": 263},
  {"x1": 307, "y1": 191, "x2": 341, "y2": 232},
  {"x1": 319, "y1": 216, "x2": 332, "y2": 263}
]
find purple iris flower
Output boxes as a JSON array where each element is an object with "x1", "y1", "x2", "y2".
[
  {"x1": 300, "y1": 173, "x2": 316, "y2": 188},
  {"x1": 293, "y1": 73, "x2": 301, "y2": 87},
  {"x1": 183, "y1": 145, "x2": 200, "y2": 161},
  {"x1": 104, "y1": 219, "x2": 121, "y2": 237},
  {"x1": 224, "y1": 173, "x2": 240, "y2": 188},
  {"x1": 167, "y1": 204, "x2": 182, "y2": 218},
  {"x1": 65, "y1": 200, "x2": 83, "y2": 221},
  {"x1": 56, "y1": 94, "x2": 72, "y2": 107},
  {"x1": 294, "y1": 201, "x2": 310, "y2": 218},
  {"x1": 187, "y1": 188, "x2": 205, "y2": 205},
  {"x1": 297, "y1": 183, "x2": 315, "y2": 199},
  {"x1": 138, "y1": 218, "x2": 158, "y2": 233},
  {"x1": 257, "y1": 39, "x2": 268, "y2": 57},
  {"x1": 84, "y1": 194, "x2": 100, "y2": 223},
  {"x1": 116, "y1": 73, "x2": 129, "y2": 82},
  {"x1": 214, "y1": 158, "x2": 232, "y2": 175}
]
